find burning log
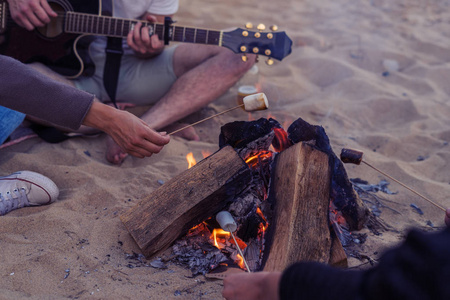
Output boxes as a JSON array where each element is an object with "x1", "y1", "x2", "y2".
[
  {"x1": 120, "y1": 145, "x2": 252, "y2": 258},
  {"x1": 287, "y1": 118, "x2": 369, "y2": 230},
  {"x1": 121, "y1": 117, "x2": 366, "y2": 274},
  {"x1": 263, "y1": 142, "x2": 333, "y2": 271}
]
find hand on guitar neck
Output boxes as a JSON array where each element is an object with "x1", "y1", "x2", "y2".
[
  {"x1": 127, "y1": 13, "x2": 166, "y2": 58},
  {"x1": 6, "y1": 0, "x2": 57, "y2": 30}
]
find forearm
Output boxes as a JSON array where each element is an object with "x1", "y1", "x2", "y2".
[
  {"x1": 279, "y1": 262, "x2": 362, "y2": 300},
  {"x1": 0, "y1": 56, "x2": 94, "y2": 129},
  {"x1": 82, "y1": 101, "x2": 118, "y2": 132}
]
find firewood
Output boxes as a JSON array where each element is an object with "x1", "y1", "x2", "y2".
[
  {"x1": 263, "y1": 142, "x2": 333, "y2": 271},
  {"x1": 120, "y1": 145, "x2": 252, "y2": 258},
  {"x1": 329, "y1": 227, "x2": 348, "y2": 268}
]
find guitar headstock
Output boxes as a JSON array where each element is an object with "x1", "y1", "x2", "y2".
[{"x1": 222, "y1": 23, "x2": 292, "y2": 64}]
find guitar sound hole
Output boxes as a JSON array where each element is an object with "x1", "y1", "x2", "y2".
[{"x1": 36, "y1": 3, "x2": 64, "y2": 38}]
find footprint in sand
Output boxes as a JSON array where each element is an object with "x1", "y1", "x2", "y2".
[
  {"x1": 294, "y1": 57, "x2": 354, "y2": 88},
  {"x1": 345, "y1": 97, "x2": 422, "y2": 130}
]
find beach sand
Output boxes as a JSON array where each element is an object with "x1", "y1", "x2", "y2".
[{"x1": 1, "y1": 0, "x2": 450, "y2": 298}]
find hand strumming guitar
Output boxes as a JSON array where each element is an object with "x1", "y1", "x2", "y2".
[
  {"x1": 7, "y1": 0, "x2": 57, "y2": 31},
  {"x1": 126, "y1": 13, "x2": 166, "y2": 58}
]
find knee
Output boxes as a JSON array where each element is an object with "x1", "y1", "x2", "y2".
[{"x1": 220, "y1": 49, "x2": 256, "y2": 76}]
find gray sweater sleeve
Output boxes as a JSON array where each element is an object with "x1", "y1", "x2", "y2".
[{"x1": 0, "y1": 55, "x2": 94, "y2": 130}]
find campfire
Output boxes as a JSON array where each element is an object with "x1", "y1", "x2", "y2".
[{"x1": 120, "y1": 117, "x2": 369, "y2": 275}]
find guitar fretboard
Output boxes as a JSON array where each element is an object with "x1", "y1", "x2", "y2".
[{"x1": 65, "y1": 12, "x2": 222, "y2": 46}]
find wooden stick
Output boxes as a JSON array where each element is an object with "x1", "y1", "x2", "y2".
[
  {"x1": 340, "y1": 148, "x2": 446, "y2": 212},
  {"x1": 229, "y1": 227, "x2": 252, "y2": 273},
  {"x1": 361, "y1": 160, "x2": 446, "y2": 212},
  {"x1": 169, "y1": 104, "x2": 244, "y2": 135}
]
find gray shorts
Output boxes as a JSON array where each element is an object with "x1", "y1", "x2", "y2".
[{"x1": 74, "y1": 40, "x2": 177, "y2": 106}]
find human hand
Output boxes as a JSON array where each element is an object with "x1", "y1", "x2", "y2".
[
  {"x1": 222, "y1": 272, "x2": 282, "y2": 300},
  {"x1": 105, "y1": 110, "x2": 170, "y2": 158},
  {"x1": 445, "y1": 208, "x2": 450, "y2": 227},
  {"x1": 83, "y1": 102, "x2": 170, "y2": 158},
  {"x1": 127, "y1": 14, "x2": 165, "y2": 57},
  {"x1": 7, "y1": 0, "x2": 57, "y2": 30}
]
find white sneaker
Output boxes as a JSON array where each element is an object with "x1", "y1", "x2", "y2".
[{"x1": 0, "y1": 171, "x2": 59, "y2": 216}]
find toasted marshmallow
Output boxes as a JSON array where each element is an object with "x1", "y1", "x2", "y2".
[
  {"x1": 243, "y1": 93, "x2": 269, "y2": 111},
  {"x1": 216, "y1": 211, "x2": 237, "y2": 232}
]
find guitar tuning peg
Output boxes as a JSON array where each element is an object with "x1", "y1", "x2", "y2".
[
  {"x1": 270, "y1": 25, "x2": 278, "y2": 31},
  {"x1": 257, "y1": 23, "x2": 266, "y2": 31},
  {"x1": 241, "y1": 54, "x2": 248, "y2": 62},
  {"x1": 245, "y1": 22, "x2": 253, "y2": 29},
  {"x1": 266, "y1": 58, "x2": 274, "y2": 66}
]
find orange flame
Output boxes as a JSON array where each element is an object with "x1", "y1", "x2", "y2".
[
  {"x1": 186, "y1": 152, "x2": 197, "y2": 169},
  {"x1": 211, "y1": 228, "x2": 230, "y2": 249},
  {"x1": 256, "y1": 207, "x2": 269, "y2": 236},
  {"x1": 236, "y1": 253, "x2": 245, "y2": 269},
  {"x1": 245, "y1": 151, "x2": 273, "y2": 168}
]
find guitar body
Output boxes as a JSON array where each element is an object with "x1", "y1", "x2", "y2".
[{"x1": 0, "y1": 0, "x2": 111, "y2": 77}]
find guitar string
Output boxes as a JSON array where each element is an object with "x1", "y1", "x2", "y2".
[
  {"x1": 4, "y1": 18, "x2": 217, "y2": 42},
  {"x1": 3, "y1": 19, "x2": 215, "y2": 42}
]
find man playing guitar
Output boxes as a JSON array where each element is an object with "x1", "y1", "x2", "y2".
[{"x1": 5, "y1": 0, "x2": 257, "y2": 164}]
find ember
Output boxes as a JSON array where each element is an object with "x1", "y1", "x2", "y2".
[
  {"x1": 121, "y1": 117, "x2": 368, "y2": 275},
  {"x1": 169, "y1": 117, "x2": 368, "y2": 275}
]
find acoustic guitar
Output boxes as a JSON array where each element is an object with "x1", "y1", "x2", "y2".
[{"x1": 0, "y1": 0, "x2": 292, "y2": 78}]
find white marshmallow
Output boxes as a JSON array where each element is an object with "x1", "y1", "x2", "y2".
[
  {"x1": 243, "y1": 93, "x2": 269, "y2": 111},
  {"x1": 216, "y1": 211, "x2": 237, "y2": 232}
]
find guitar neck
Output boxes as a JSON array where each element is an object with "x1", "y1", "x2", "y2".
[{"x1": 65, "y1": 12, "x2": 223, "y2": 46}]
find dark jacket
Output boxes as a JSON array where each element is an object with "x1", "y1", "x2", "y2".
[{"x1": 280, "y1": 227, "x2": 450, "y2": 300}]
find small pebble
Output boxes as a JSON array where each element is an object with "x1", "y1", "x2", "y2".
[
  {"x1": 410, "y1": 203, "x2": 424, "y2": 215},
  {"x1": 382, "y1": 59, "x2": 400, "y2": 72},
  {"x1": 417, "y1": 155, "x2": 428, "y2": 161}
]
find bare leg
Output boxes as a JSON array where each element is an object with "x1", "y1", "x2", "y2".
[
  {"x1": 105, "y1": 44, "x2": 255, "y2": 164},
  {"x1": 142, "y1": 44, "x2": 255, "y2": 130}
]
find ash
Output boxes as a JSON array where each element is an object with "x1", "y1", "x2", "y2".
[
  {"x1": 172, "y1": 234, "x2": 228, "y2": 276},
  {"x1": 171, "y1": 118, "x2": 280, "y2": 275},
  {"x1": 171, "y1": 180, "x2": 269, "y2": 275}
]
